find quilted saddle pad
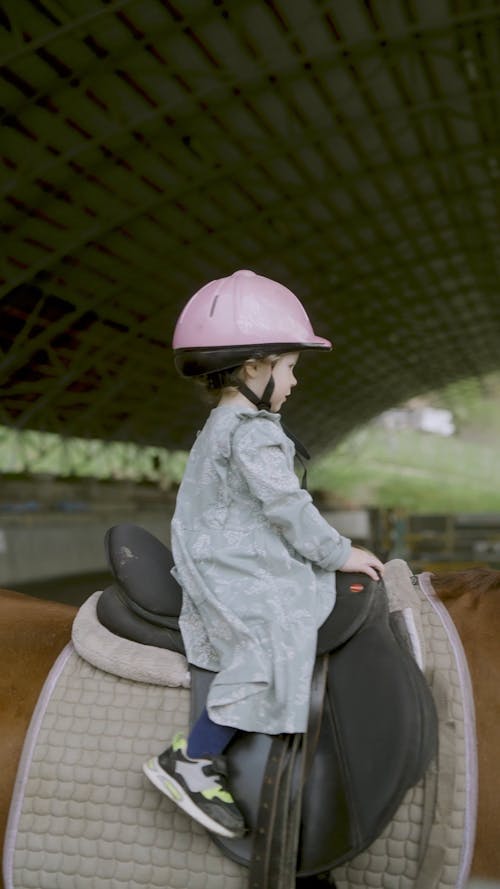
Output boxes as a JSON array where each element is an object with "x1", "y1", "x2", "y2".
[{"x1": 3, "y1": 561, "x2": 477, "y2": 889}]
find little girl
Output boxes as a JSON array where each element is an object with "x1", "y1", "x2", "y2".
[{"x1": 143, "y1": 269, "x2": 384, "y2": 839}]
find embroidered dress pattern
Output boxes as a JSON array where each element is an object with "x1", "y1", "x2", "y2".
[{"x1": 171, "y1": 405, "x2": 351, "y2": 735}]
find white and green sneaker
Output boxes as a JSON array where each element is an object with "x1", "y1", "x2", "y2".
[{"x1": 143, "y1": 733, "x2": 246, "y2": 838}]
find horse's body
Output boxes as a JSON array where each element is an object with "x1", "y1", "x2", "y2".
[
  {"x1": 431, "y1": 570, "x2": 500, "y2": 880},
  {"x1": 1, "y1": 569, "x2": 499, "y2": 887},
  {"x1": 0, "y1": 589, "x2": 76, "y2": 869}
]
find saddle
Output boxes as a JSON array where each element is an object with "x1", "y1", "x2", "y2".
[{"x1": 96, "y1": 524, "x2": 438, "y2": 885}]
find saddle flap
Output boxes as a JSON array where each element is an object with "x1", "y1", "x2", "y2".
[
  {"x1": 105, "y1": 523, "x2": 182, "y2": 617},
  {"x1": 206, "y1": 584, "x2": 438, "y2": 877},
  {"x1": 299, "y1": 597, "x2": 438, "y2": 872}
]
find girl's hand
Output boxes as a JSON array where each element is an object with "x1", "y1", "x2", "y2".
[{"x1": 339, "y1": 546, "x2": 384, "y2": 581}]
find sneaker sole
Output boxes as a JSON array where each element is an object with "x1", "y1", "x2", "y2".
[{"x1": 142, "y1": 757, "x2": 244, "y2": 839}]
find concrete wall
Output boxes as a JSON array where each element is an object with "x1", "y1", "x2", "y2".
[
  {"x1": 0, "y1": 476, "x2": 176, "y2": 587},
  {"x1": 0, "y1": 507, "x2": 375, "y2": 587},
  {"x1": 0, "y1": 476, "x2": 375, "y2": 587},
  {"x1": 0, "y1": 509, "x2": 173, "y2": 586}
]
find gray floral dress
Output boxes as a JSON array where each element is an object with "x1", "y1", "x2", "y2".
[{"x1": 171, "y1": 405, "x2": 351, "y2": 734}]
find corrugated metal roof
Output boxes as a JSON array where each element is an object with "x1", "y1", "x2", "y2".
[{"x1": 1, "y1": 0, "x2": 500, "y2": 452}]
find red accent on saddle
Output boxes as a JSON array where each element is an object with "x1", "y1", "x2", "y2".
[{"x1": 349, "y1": 583, "x2": 365, "y2": 592}]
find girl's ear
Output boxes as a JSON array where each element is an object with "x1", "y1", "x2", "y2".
[{"x1": 242, "y1": 359, "x2": 260, "y2": 380}]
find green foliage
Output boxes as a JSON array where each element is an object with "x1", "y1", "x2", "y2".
[
  {"x1": 0, "y1": 427, "x2": 188, "y2": 485},
  {"x1": 1, "y1": 373, "x2": 500, "y2": 511},
  {"x1": 310, "y1": 373, "x2": 500, "y2": 512}
]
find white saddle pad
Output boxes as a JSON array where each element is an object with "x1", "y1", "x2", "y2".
[{"x1": 3, "y1": 562, "x2": 477, "y2": 889}]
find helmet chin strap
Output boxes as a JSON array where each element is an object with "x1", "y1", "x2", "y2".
[
  {"x1": 236, "y1": 371, "x2": 311, "y2": 489},
  {"x1": 237, "y1": 374, "x2": 275, "y2": 411}
]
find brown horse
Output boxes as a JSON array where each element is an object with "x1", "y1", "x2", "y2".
[
  {"x1": 430, "y1": 569, "x2": 500, "y2": 881},
  {"x1": 1, "y1": 570, "x2": 499, "y2": 887}
]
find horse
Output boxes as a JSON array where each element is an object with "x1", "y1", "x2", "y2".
[
  {"x1": 430, "y1": 569, "x2": 500, "y2": 881},
  {"x1": 1, "y1": 567, "x2": 499, "y2": 888}
]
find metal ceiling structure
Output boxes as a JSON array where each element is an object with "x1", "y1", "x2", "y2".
[{"x1": 1, "y1": 0, "x2": 500, "y2": 455}]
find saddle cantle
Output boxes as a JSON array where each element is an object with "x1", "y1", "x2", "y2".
[
  {"x1": 96, "y1": 524, "x2": 438, "y2": 878},
  {"x1": 96, "y1": 524, "x2": 184, "y2": 652},
  {"x1": 97, "y1": 523, "x2": 379, "y2": 658}
]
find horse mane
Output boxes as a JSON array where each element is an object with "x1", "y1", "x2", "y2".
[{"x1": 430, "y1": 566, "x2": 500, "y2": 602}]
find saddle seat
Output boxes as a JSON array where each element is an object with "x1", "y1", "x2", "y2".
[
  {"x1": 97, "y1": 523, "x2": 377, "y2": 656},
  {"x1": 96, "y1": 524, "x2": 438, "y2": 878}
]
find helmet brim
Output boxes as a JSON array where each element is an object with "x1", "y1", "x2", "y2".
[{"x1": 174, "y1": 341, "x2": 332, "y2": 377}]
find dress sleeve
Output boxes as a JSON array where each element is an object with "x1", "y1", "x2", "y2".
[{"x1": 232, "y1": 418, "x2": 351, "y2": 571}]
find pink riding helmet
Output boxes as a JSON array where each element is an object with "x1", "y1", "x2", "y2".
[{"x1": 173, "y1": 269, "x2": 331, "y2": 376}]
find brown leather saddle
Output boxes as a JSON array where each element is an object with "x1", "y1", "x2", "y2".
[{"x1": 97, "y1": 524, "x2": 438, "y2": 888}]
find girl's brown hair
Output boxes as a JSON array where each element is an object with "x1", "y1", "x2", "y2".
[{"x1": 196, "y1": 355, "x2": 280, "y2": 402}]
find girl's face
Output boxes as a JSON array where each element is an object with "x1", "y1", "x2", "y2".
[
  {"x1": 266, "y1": 352, "x2": 300, "y2": 412},
  {"x1": 252, "y1": 352, "x2": 299, "y2": 413}
]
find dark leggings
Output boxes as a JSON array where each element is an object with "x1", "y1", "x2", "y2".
[{"x1": 186, "y1": 706, "x2": 238, "y2": 758}]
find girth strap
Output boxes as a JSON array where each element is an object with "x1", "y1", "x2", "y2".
[
  {"x1": 248, "y1": 734, "x2": 296, "y2": 889},
  {"x1": 268, "y1": 733, "x2": 302, "y2": 889},
  {"x1": 248, "y1": 654, "x2": 329, "y2": 889}
]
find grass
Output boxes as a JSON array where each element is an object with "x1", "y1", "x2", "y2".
[
  {"x1": 309, "y1": 373, "x2": 500, "y2": 513},
  {"x1": 1, "y1": 372, "x2": 500, "y2": 513}
]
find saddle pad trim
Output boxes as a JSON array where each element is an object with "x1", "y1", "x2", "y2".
[
  {"x1": 72, "y1": 591, "x2": 190, "y2": 687},
  {"x1": 3, "y1": 642, "x2": 74, "y2": 889},
  {"x1": 418, "y1": 571, "x2": 478, "y2": 889}
]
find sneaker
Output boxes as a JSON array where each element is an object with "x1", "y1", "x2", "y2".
[{"x1": 143, "y1": 733, "x2": 247, "y2": 838}]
